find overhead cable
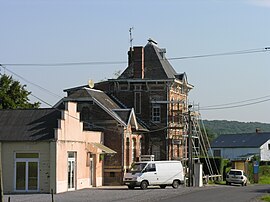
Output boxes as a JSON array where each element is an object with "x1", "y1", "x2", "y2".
[
  {"x1": 1, "y1": 47, "x2": 269, "y2": 67},
  {"x1": 200, "y1": 97, "x2": 270, "y2": 110}
]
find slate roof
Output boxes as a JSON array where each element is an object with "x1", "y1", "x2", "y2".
[
  {"x1": 113, "y1": 109, "x2": 131, "y2": 125},
  {"x1": 211, "y1": 132, "x2": 270, "y2": 148},
  {"x1": 0, "y1": 109, "x2": 61, "y2": 141},
  {"x1": 64, "y1": 88, "x2": 148, "y2": 132},
  {"x1": 118, "y1": 39, "x2": 183, "y2": 80}
]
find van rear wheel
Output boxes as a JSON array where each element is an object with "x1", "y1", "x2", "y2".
[
  {"x1": 140, "y1": 181, "x2": 148, "y2": 190},
  {"x1": 172, "y1": 180, "x2": 180, "y2": 189}
]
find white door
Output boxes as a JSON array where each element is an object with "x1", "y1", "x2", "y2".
[
  {"x1": 143, "y1": 163, "x2": 158, "y2": 185},
  {"x1": 68, "y1": 152, "x2": 76, "y2": 190},
  {"x1": 89, "y1": 157, "x2": 94, "y2": 186}
]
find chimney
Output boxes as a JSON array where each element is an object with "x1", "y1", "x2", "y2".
[{"x1": 128, "y1": 46, "x2": 144, "y2": 79}]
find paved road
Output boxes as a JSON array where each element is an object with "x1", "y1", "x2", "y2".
[{"x1": 4, "y1": 184, "x2": 270, "y2": 202}]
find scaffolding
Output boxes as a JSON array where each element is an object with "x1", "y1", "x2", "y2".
[{"x1": 169, "y1": 104, "x2": 221, "y2": 186}]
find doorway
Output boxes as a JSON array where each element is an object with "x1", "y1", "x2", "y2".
[
  {"x1": 14, "y1": 153, "x2": 39, "y2": 192},
  {"x1": 68, "y1": 152, "x2": 76, "y2": 190}
]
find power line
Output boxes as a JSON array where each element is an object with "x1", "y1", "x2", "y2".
[
  {"x1": 2, "y1": 65, "x2": 62, "y2": 99},
  {"x1": 200, "y1": 97, "x2": 270, "y2": 110},
  {"x1": 1, "y1": 67, "x2": 163, "y2": 133},
  {"x1": 168, "y1": 47, "x2": 270, "y2": 60},
  {"x1": 201, "y1": 94, "x2": 270, "y2": 108},
  {"x1": 1, "y1": 47, "x2": 269, "y2": 67},
  {"x1": 1, "y1": 61, "x2": 127, "y2": 67}
]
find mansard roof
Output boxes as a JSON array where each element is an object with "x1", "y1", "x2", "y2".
[{"x1": 118, "y1": 39, "x2": 185, "y2": 80}]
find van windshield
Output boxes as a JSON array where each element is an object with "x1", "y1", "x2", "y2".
[{"x1": 130, "y1": 163, "x2": 147, "y2": 173}]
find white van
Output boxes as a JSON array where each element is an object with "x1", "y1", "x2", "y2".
[{"x1": 123, "y1": 161, "x2": 184, "y2": 189}]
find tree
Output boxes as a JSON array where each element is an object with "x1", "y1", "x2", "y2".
[{"x1": 0, "y1": 74, "x2": 40, "y2": 109}]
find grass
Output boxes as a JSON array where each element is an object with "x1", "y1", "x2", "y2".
[
  {"x1": 214, "y1": 181, "x2": 226, "y2": 185},
  {"x1": 261, "y1": 194, "x2": 270, "y2": 202},
  {"x1": 259, "y1": 176, "x2": 270, "y2": 184}
]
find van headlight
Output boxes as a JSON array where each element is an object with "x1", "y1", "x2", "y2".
[{"x1": 133, "y1": 176, "x2": 138, "y2": 180}]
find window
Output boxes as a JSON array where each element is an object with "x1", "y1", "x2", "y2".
[
  {"x1": 139, "y1": 138, "x2": 144, "y2": 156},
  {"x1": 145, "y1": 163, "x2": 156, "y2": 172},
  {"x1": 213, "y1": 150, "x2": 221, "y2": 157},
  {"x1": 132, "y1": 138, "x2": 136, "y2": 162},
  {"x1": 81, "y1": 106, "x2": 91, "y2": 130},
  {"x1": 15, "y1": 153, "x2": 39, "y2": 192},
  {"x1": 134, "y1": 92, "x2": 141, "y2": 114},
  {"x1": 152, "y1": 105, "x2": 161, "y2": 123},
  {"x1": 126, "y1": 138, "x2": 130, "y2": 166},
  {"x1": 152, "y1": 145, "x2": 160, "y2": 160}
]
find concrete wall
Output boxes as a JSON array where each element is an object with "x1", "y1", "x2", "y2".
[{"x1": 1, "y1": 141, "x2": 50, "y2": 193}]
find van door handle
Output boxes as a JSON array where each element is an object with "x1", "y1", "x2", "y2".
[{"x1": 154, "y1": 173, "x2": 157, "y2": 174}]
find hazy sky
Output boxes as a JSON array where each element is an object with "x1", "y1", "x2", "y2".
[{"x1": 1, "y1": 0, "x2": 270, "y2": 123}]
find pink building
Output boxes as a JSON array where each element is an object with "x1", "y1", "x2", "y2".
[{"x1": 0, "y1": 102, "x2": 115, "y2": 193}]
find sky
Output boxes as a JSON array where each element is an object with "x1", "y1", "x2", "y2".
[{"x1": 0, "y1": 0, "x2": 270, "y2": 123}]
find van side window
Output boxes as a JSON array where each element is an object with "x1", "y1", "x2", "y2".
[{"x1": 146, "y1": 163, "x2": 156, "y2": 172}]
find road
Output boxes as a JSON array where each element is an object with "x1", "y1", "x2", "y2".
[{"x1": 4, "y1": 184, "x2": 270, "y2": 202}]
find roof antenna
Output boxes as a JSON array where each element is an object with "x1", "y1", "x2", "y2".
[{"x1": 129, "y1": 27, "x2": 134, "y2": 50}]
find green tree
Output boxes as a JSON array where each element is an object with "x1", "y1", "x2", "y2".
[{"x1": 0, "y1": 74, "x2": 40, "y2": 109}]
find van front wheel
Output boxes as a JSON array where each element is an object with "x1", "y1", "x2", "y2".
[
  {"x1": 172, "y1": 180, "x2": 180, "y2": 189},
  {"x1": 140, "y1": 181, "x2": 148, "y2": 190}
]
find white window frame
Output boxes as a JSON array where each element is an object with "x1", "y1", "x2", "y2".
[
  {"x1": 67, "y1": 152, "x2": 77, "y2": 191},
  {"x1": 14, "y1": 152, "x2": 40, "y2": 192}
]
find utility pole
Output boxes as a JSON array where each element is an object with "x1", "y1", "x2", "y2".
[
  {"x1": 0, "y1": 142, "x2": 3, "y2": 202},
  {"x1": 188, "y1": 105, "x2": 193, "y2": 187}
]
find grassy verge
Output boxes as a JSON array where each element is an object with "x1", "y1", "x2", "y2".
[
  {"x1": 261, "y1": 194, "x2": 270, "y2": 202},
  {"x1": 259, "y1": 176, "x2": 270, "y2": 184}
]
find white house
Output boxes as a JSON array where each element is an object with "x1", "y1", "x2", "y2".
[{"x1": 210, "y1": 132, "x2": 270, "y2": 161}]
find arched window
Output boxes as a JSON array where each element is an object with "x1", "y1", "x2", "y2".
[
  {"x1": 132, "y1": 138, "x2": 136, "y2": 162},
  {"x1": 126, "y1": 137, "x2": 130, "y2": 166}
]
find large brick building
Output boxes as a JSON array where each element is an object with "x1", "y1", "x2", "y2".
[
  {"x1": 96, "y1": 39, "x2": 193, "y2": 161},
  {"x1": 58, "y1": 87, "x2": 147, "y2": 185}
]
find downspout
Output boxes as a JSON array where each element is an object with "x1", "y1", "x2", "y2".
[{"x1": 121, "y1": 126, "x2": 126, "y2": 184}]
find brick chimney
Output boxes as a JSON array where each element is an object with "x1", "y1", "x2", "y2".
[{"x1": 128, "y1": 46, "x2": 144, "y2": 79}]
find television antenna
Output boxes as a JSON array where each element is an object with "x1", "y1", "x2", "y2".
[{"x1": 129, "y1": 27, "x2": 134, "y2": 49}]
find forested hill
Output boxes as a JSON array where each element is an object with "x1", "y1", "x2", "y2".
[{"x1": 203, "y1": 120, "x2": 270, "y2": 137}]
